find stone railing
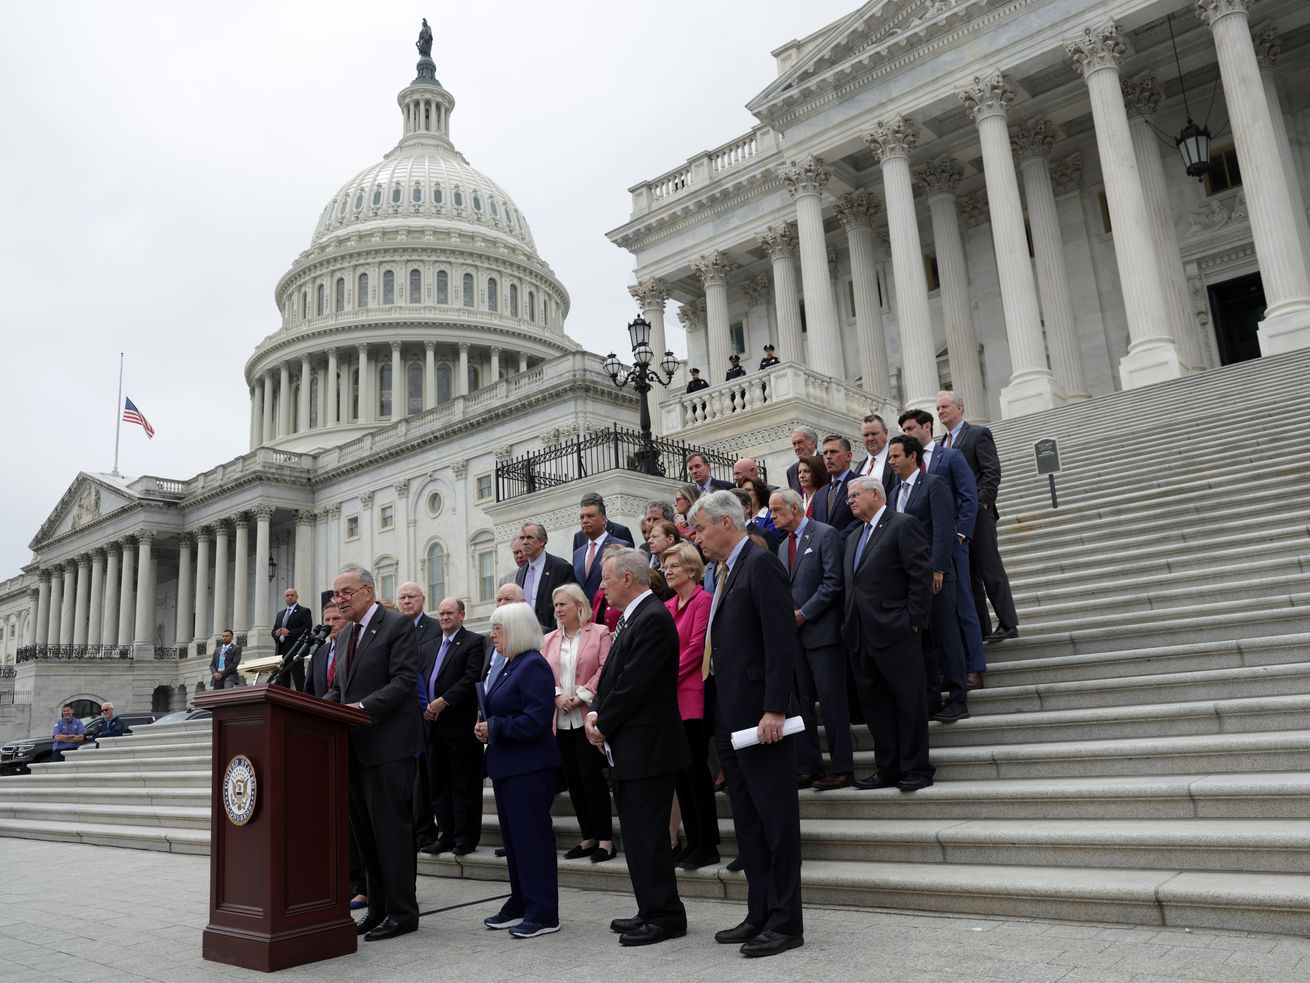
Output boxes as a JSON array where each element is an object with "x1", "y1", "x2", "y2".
[
  {"x1": 184, "y1": 446, "x2": 316, "y2": 497},
  {"x1": 660, "y1": 362, "x2": 896, "y2": 436},
  {"x1": 629, "y1": 125, "x2": 780, "y2": 216},
  {"x1": 16, "y1": 644, "x2": 133, "y2": 662}
]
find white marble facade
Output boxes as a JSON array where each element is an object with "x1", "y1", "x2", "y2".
[{"x1": 608, "y1": 0, "x2": 1310, "y2": 423}]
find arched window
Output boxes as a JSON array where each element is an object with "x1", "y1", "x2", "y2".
[
  {"x1": 375, "y1": 557, "x2": 397, "y2": 605},
  {"x1": 468, "y1": 364, "x2": 481, "y2": 392},
  {"x1": 462, "y1": 273, "x2": 474, "y2": 308},
  {"x1": 309, "y1": 375, "x2": 319, "y2": 428},
  {"x1": 411, "y1": 185, "x2": 422, "y2": 203},
  {"x1": 317, "y1": 283, "x2": 325, "y2": 315},
  {"x1": 426, "y1": 542, "x2": 446, "y2": 605},
  {"x1": 528, "y1": 290, "x2": 536, "y2": 322},
  {"x1": 151, "y1": 685, "x2": 171, "y2": 713},
  {"x1": 436, "y1": 270, "x2": 449, "y2": 304},
  {"x1": 453, "y1": 189, "x2": 464, "y2": 208},
  {"x1": 509, "y1": 284, "x2": 518, "y2": 317},
  {"x1": 357, "y1": 272, "x2": 369, "y2": 308},
  {"x1": 301, "y1": 289, "x2": 308, "y2": 320},
  {"x1": 382, "y1": 269, "x2": 395, "y2": 305},
  {"x1": 408, "y1": 363, "x2": 423, "y2": 415},
  {"x1": 391, "y1": 185, "x2": 402, "y2": 204},
  {"x1": 434, "y1": 185, "x2": 444, "y2": 204},
  {"x1": 409, "y1": 269, "x2": 422, "y2": 304},
  {"x1": 335, "y1": 277, "x2": 345, "y2": 312},
  {"x1": 436, "y1": 364, "x2": 452, "y2": 404},
  {"x1": 350, "y1": 368, "x2": 359, "y2": 419},
  {"x1": 542, "y1": 297, "x2": 549, "y2": 327},
  {"x1": 379, "y1": 363, "x2": 393, "y2": 418},
  {"x1": 372, "y1": 187, "x2": 382, "y2": 206},
  {"x1": 487, "y1": 277, "x2": 498, "y2": 312},
  {"x1": 354, "y1": 191, "x2": 364, "y2": 211},
  {"x1": 472, "y1": 193, "x2": 482, "y2": 212}
]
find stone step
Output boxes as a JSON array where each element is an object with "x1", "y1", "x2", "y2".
[
  {"x1": 0, "y1": 770, "x2": 211, "y2": 790},
  {"x1": 420, "y1": 848, "x2": 1310, "y2": 935},
  {"x1": 0, "y1": 786, "x2": 209, "y2": 807},
  {"x1": 32, "y1": 754, "x2": 212, "y2": 774},
  {"x1": 66, "y1": 741, "x2": 217, "y2": 763},
  {"x1": 0, "y1": 799, "x2": 210, "y2": 830},
  {"x1": 0, "y1": 817, "x2": 210, "y2": 854}
]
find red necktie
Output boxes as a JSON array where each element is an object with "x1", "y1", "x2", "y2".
[
  {"x1": 788, "y1": 532, "x2": 798, "y2": 571},
  {"x1": 945, "y1": 431, "x2": 954, "y2": 448},
  {"x1": 326, "y1": 640, "x2": 336, "y2": 688},
  {"x1": 584, "y1": 540, "x2": 597, "y2": 578},
  {"x1": 346, "y1": 623, "x2": 361, "y2": 675}
]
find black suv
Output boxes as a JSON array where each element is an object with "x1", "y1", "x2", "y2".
[{"x1": 0, "y1": 712, "x2": 156, "y2": 776}]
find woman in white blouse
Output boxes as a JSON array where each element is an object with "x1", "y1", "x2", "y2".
[{"x1": 541, "y1": 583, "x2": 616, "y2": 863}]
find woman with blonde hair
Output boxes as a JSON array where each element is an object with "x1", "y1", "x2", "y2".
[{"x1": 542, "y1": 583, "x2": 616, "y2": 863}]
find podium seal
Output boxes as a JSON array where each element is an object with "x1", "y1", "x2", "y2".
[{"x1": 222, "y1": 754, "x2": 258, "y2": 826}]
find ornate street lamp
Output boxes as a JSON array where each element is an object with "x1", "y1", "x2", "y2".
[
  {"x1": 1168, "y1": 13, "x2": 1211, "y2": 181},
  {"x1": 603, "y1": 315, "x2": 678, "y2": 475}
]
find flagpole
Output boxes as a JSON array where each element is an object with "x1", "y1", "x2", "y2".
[{"x1": 112, "y1": 353, "x2": 124, "y2": 476}]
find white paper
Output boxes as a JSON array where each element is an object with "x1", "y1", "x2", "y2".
[
  {"x1": 603, "y1": 740, "x2": 615, "y2": 767},
  {"x1": 729, "y1": 715, "x2": 806, "y2": 751}
]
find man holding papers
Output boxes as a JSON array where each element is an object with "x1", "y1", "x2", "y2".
[{"x1": 687, "y1": 490, "x2": 804, "y2": 958}]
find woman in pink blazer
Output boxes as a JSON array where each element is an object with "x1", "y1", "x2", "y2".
[
  {"x1": 542, "y1": 582, "x2": 616, "y2": 863},
  {"x1": 661, "y1": 542, "x2": 720, "y2": 870}
]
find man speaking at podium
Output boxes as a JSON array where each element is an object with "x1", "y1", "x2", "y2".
[{"x1": 326, "y1": 563, "x2": 423, "y2": 941}]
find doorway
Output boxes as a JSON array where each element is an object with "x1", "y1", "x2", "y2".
[{"x1": 1207, "y1": 272, "x2": 1266, "y2": 365}]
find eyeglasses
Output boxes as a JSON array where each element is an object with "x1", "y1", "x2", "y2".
[{"x1": 331, "y1": 586, "x2": 370, "y2": 600}]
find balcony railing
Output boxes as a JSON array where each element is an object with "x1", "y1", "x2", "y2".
[
  {"x1": 17, "y1": 645, "x2": 133, "y2": 662},
  {"x1": 0, "y1": 666, "x2": 16, "y2": 679},
  {"x1": 495, "y1": 424, "x2": 754, "y2": 503}
]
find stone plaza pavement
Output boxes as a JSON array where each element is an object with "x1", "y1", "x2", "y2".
[{"x1": 2, "y1": 839, "x2": 1308, "y2": 983}]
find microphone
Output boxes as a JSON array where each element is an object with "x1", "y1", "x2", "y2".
[{"x1": 269, "y1": 623, "x2": 332, "y2": 688}]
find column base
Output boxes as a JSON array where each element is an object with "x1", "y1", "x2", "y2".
[
  {"x1": 1118, "y1": 339, "x2": 1187, "y2": 390},
  {"x1": 999, "y1": 372, "x2": 1065, "y2": 419},
  {"x1": 1257, "y1": 304, "x2": 1310, "y2": 356}
]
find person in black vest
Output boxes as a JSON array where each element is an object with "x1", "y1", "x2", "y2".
[
  {"x1": 685, "y1": 368, "x2": 710, "y2": 393},
  {"x1": 759, "y1": 344, "x2": 780, "y2": 370},
  {"x1": 725, "y1": 354, "x2": 747, "y2": 381}
]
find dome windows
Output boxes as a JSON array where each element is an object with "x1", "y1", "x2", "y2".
[
  {"x1": 357, "y1": 272, "x2": 369, "y2": 308},
  {"x1": 391, "y1": 185, "x2": 402, "y2": 204},
  {"x1": 472, "y1": 193, "x2": 482, "y2": 212},
  {"x1": 379, "y1": 363, "x2": 393, "y2": 418},
  {"x1": 434, "y1": 185, "x2": 444, "y2": 204},
  {"x1": 453, "y1": 189, "x2": 464, "y2": 208},
  {"x1": 372, "y1": 187, "x2": 382, "y2": 207},
  {"x1": 354, "y1": 192, "x2": 364, "y2": 211},
  {"x1": 337, "y1": 198, "x2": 347, "y2": 217},
  {"x1": 527, "y1": 289, "x2": 536, "y2": 322},
  {"x1": 407, "y1": 363, "x2": 423, "y2": 414},
  {"x1": 487, "y1": 277, "x2": 498, "y2": 312},
  {"x1": 462, "y1": 273, "x2": 474, "y2": 308},
  {"x1": 436, "y1": 270, "x2": 449, "y2": 305},
  {"x1": 509, "y1": 284, "x2": 518, "y2": 317},
  {"x1": 335, "y1": 277, "x2": 345, "y2": 312},
  {"x1": 409, "y1": 269, "x2": 422, "y2": 304},
  {"x1": 317, "y1": 283, "x2": 326, "y2": 315},
  {"x1": 412, "y1": 185, "x2": 423, "y2": 203},
  {"x1": 383, "y1": 270, "x2": 396, "y2": 305},
  {"x1": 490, "y1": 198, "x2": 499, "y2": 218}
]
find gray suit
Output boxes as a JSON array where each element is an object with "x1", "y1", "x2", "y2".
[
  {"x1": 777, "y1": 518, "x2": 852, "y2": 775},
  {"x1": 209, "y1": 643, "x2": 242, "y2": 688}
]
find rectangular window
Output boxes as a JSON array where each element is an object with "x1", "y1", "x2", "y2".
[
  {"x1": 923, "y1": 253, "x2": 940, "y2": 292},
  {"x1": 477, "y1": 549, "x2": 495, "y2": 602},
  {"x1": 729, "y1": 321, "x2": 745, "y2": 356},
  {"x1": 847, "y1": 280, "x2": 856, "y2": 318},
  {"x1": 379, "y1": 504, "x2": 394, "y2": 530},
  {"x1": 380, "y1": 572, "x2": 396, "y2": 604},
  {"x1": 476, "y1": 474, "x2": 493, "y2": 501},
  {"x1": 1098, "y1": 191, "x2": 1112, "y2": 235},
  {"x1": 345, "y1": 515, "x2": 360, "y2": 540},
  {"x1": 1205, "y1": 145, "x2": 1242, "y2": 196}
]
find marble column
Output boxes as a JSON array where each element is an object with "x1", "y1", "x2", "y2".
[
  {"x1": 757, "y1": 223, "x2": 804, "y2": 367},
  {"x1": 782, "y1": 156, "x2": 843, "y2": 377},
  {"x1": 692, "y1": 251, "x2": 739, "y2": 381},
  {"x1": 959, "y1": 75, "x2": 1063, "y2": 416},
  {"x1": 1009, "y1": 122, "x2": 1091, "y2": 399},
  {"x1": 175, "y1": 535, "x2": 194, "y2": 646},
  {"x1": 390, "y1": 342, "x2": 403, "y2": 418},
  {"x1": 102, "y1": 545, "x2": 120, "y2": 645},
  {"x1": 47, "y1": 567, "x2": 64, "y2": 645},
  {"x1": 233, "y1": 514, "x2": 250, "y2": 634},
  {"x1": 676, "y1": 300, "x2": 707, "y2": 377},
  {"x1": 1255, "y1": 26, "x2": 1310, "y2": 274},
  {"x1": 90, "y1": 553, "x2": 107, "y2": 646},
  {"x1": 35, "y1": 572, "x2": 50, "y2": 646},
  {"x1": 326, "y1": 348, "x2": 339, "y2": 426},
  {"x1": 864, "y1": 116, "x2": 938, "y2": 413},
  {"x1": 294, "y1": 511, "x2": 315, "y2": 599},
  {"x1": 914, "y1": 159, "x2": 989, "y2": 414},
  {"x1": 117, "y1": 540, "x2": 136, "y2": 647},
  {"x1": 1197, "y1": 2, "x2": 1310, "y2": 351},
  {"x1": 1121, "y1": 78, "x2": 1206, "y2": 371},
  {"x1": 456, "y1": 343, "x2": 469, "y2": 397},
  {"x1": 423, "y1": 341, "x2": 436, "y2": 410},
  {"x1": 212, "y1": 521, "x2": 230, "y2": 637},
  {"x1": 1067, "y1": 24, "x2": 1184, "y2": 387},
  {"x1": 315, "y1": 363, "x2": 326, "y2": 429},
  {"x1": 630, "y1": 278, "x2": 672, "y2": 373},
  {"x1": 357, "y1": 345, "x2": 373, "y2": 421},
  {"x1": 261, "y1": 372, "x2": 274, "y2": 444},
  {"x1": 59, "y1": 564, "x2": 76, "y2": 646},
  {"x1": 249, "y1": 387, "x2": 261, "y2": 448},
  {"x1": 298, "y1": 356, "x2": 311, "y2": 431},
  {"x1": 72, "y1": 555, "x2": 91, "y2": 646},
  {"x1": 193, "y1": 529, "x2": 211, "y2": 645},
  {"x1": 833, "y1": 191, "x2": 894, "y2": 399},
  {"x1": 489, "y1": 347, "x2": 501, "y2": 384},
  {"x1": 518, "y1": 352, "x2": 529, "y2": 373},
  {"x1": 252, "y1": 507, "x2": 273, "y2": 637},
  {"x1": 393, "y1": 482, "x2": 410, "y2": 576},
  {"x1": 133, "y1": 532, "x2": 155, "y2": 647},
  {"x1": 277, "y1": 363, "x2": 291, "y2": 437}
]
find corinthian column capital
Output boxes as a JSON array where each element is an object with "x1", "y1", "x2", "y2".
[
  {"x1": 758, "y1": 221, "x2": 799, "y2": 260},
  {"x1": 1066, "y1": 22, "x2": 1127, "y2": 79},
  {"x1": 781, "y1": 155, "x2": 830, "y2": 198},
  {"x1": 677, "y1": 298, "x2": 707, "y2": 331},
  {"x1": 1254, "y1": 25, "x2": 1281, "y2": 69},
  {"x1": 629, "y1": 278, "x2": 671, "y2": 311},
  {"x1": 1195, "y1": 0, "x2": 1253, "y2": 29},
  {"x1": 914, "y1": 157, "x2": 964, "y2": 198},
  {"x1": 833, "y1": 190, "x2": 883, "y2": 229},
  {"x1": 1121, "y1": 75, "x2": 1164, "y2": 121},
  {"x1": 692, "y1": 251, "x2": 739, "y2": 288},
  {"x1": 864, "y1": 116, "x2": 918, "y2": 162},
  {"x1": 958, "y1": 73, "x2": 1016, "y2": 123},
  {"x1": 1010, "y1": 118, "x2": 1060, "y2": 162}
]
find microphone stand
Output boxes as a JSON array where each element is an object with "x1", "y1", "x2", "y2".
[{"x1": 268, "y1": 625, "x2": 329, "y2": 689}]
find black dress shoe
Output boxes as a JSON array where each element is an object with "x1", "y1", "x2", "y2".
[
  {"x1": 966, "y1": 672, "x2": 985, "y2": 691},
  {"x1": 610, "y1": 916, "x2": 644, "y2": 934},
  {"x1": 741, "y1": 929, "x2": 804, "y2": 958},
  {"x1": 670, "y1": 839, "x2": 687, "y2": 862},
  {"x1": 494, "y1": 847, "x2": 507, "y2": 857},
  {"x1": 714, "y1": 780, "x2": 727, "y2": 793},
  {"x1": 418, "y1": 839, "x2": 453, "y2": 855},
  {"x1": 714, "y1": 920, "x2": 763, "y2": 944},
  {"x1": 812, "y1": 772, "x2": 855, "y2": 791},
  {"x1": 796, "y1": 773, "x2": 819, "y2": 789},
  {"x1": 897, "y1": 775, "x2": 933, "y2": 792},
  {"x1": 563, "y1": 843, "x2": 598, "y2": 860},
  {"x1": 363, "y1": 916, "x2": 417, "y2": 941},
  {"x1": 620, "y1": 922, "x2": 686, "y2": 946},
  {"x1": 932, "y1": 700, "x2": 969, "y2": 724},
  {"x1": 452, "y1": 844, "x2": 476, "y2": 856},
  {"x1": 853, "y1": 773, "x2": 900, "y2": 790},
  {"x1": 986, "y1": 626, "x2": 1018, "y2": 643},
  {"x1": 725, "y1": 856, "x2": 744, "y2": 872},
  {"x1": 355, "y1": 913, "x2": 385, "y2": 936},
  {"x1": 677, "y1": 848, "x2": 720, "y2": 870},
  {"x1": 590, "y1": 846, "x2": 617, "y2": 863}
]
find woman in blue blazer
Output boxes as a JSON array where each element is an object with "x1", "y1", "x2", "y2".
[{"x1": 474, "y1": 601, "x2": 562, "y2": 939}]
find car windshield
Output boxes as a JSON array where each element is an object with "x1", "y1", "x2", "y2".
[{"x1": 148, "y1": 711, "x2": 194, "y2": 725}]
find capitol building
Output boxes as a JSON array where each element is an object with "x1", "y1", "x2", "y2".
[{"x1": 2, "y1": 0, "x2": 1309, "y2": 739}]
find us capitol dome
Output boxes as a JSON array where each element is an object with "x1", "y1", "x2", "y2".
[{"x1": 244, "y1": 27, "x2": 579, "y2": 452}]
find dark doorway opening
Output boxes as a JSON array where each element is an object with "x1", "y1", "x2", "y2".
[
  {"x1": 1207, "y1": 272, "x2": 1265, "y2": 365},
  {"x1": 151, "y1": 685, "x2": 171, "y2": 714}
]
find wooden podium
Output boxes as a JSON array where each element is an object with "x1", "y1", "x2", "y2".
[{"x1": 194, "y1": 684, "x2": 370, "y2": 972}]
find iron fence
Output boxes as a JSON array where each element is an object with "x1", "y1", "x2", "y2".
[{"x1": 17, "y1": 644, "x2": 133, "y2": 662}]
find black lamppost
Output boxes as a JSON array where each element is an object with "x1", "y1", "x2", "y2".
[{"x1": 603, "y1": 315, "x2": 679, "y2": 475}]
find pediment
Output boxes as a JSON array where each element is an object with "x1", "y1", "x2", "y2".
[{"x1": 31, "y1": 473, "x2": 137, "y2": 549}]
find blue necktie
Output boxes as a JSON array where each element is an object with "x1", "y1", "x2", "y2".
[
  {"x1": 429, "y1": 637, "x2": 451, "y2": 702},
  {"x1": 853, "y1": 522, "x2": 874, "y2": 569}
]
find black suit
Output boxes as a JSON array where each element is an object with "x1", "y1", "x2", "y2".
[
  {"x1": 697, "y1": 477, "x2": 735, "y2": 494},
  {"x1": 593, "y1": 593, "x2": 690, "y2": 931},
  {"x1": 942, "y1": 423, "x2": 1018, "y2": 634},
  {"x1": 516, "y1": 552, "x2": 577, "y2": 631},
  {"x1": 852, "y1": 453, "x2": 898, "y2": 499},
  {"x1": 706, "y1": 538, "x2": 803, "y2": 937},
  {"x1": 272, "y1": 603, "x2": 313, "y2": 690},
  {"x1": 843, "y1": 510, "x2": 933, "y2": 782},
  {"x1": 412, "y1": 614, "x2": 440, "y2": 846},
  {"x1": 420, "y1": 623, "x2": 486, "y2": 851},
  {"x1": 571, "y1": 520, "x2": 634, "y2": 553},
  {"x1": 326, "y1": 604, "x2": 423, "y2": 929},
  {"x1": 302, "y1": 634, "x2": 337, "y2": 698},
  {"x1": 813, "y1": 471, "x2": 860, "y2": 535}
]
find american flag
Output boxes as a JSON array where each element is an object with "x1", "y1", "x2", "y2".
[{"x1": 123, "y1": 397, "x2": 155, "y2": 439}]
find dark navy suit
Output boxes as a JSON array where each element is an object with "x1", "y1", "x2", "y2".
[
  {"x1": 484, "y1": 649, "x2": 561, "y2": 927},
  {"x1": 924, "y1": 444, "x2": 987, "y2": 674},
  {"x1": 572, "y1": 531, "x2": 633, "y2": 603},
  {"x1": 813, "y1": 470, "x2": 860, "y2": 535}
]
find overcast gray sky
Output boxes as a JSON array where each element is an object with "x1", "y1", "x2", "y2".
[{"x1": 0, "y1": 0, "x2": 855, "y2": 575}]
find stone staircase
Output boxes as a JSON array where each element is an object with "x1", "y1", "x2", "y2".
[{"x1": 3, "y1": 349, "x2": 1308, "y2": 934}]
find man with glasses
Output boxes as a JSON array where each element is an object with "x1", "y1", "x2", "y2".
[
  {"x1": 95, "y1": 702, "x2": 125, "y2": 739},
  {"x1": 326, "y1": 564, "x2": 422, "y2": 942}
]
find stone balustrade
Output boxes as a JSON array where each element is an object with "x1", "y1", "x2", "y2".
[{"x1": 630, "y1": 125, "x2": 780, "y2": 215}]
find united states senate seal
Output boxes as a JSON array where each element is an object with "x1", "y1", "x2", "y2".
[{"x1": 222, "y1": 754, "x2": 257, "y2": 826}]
